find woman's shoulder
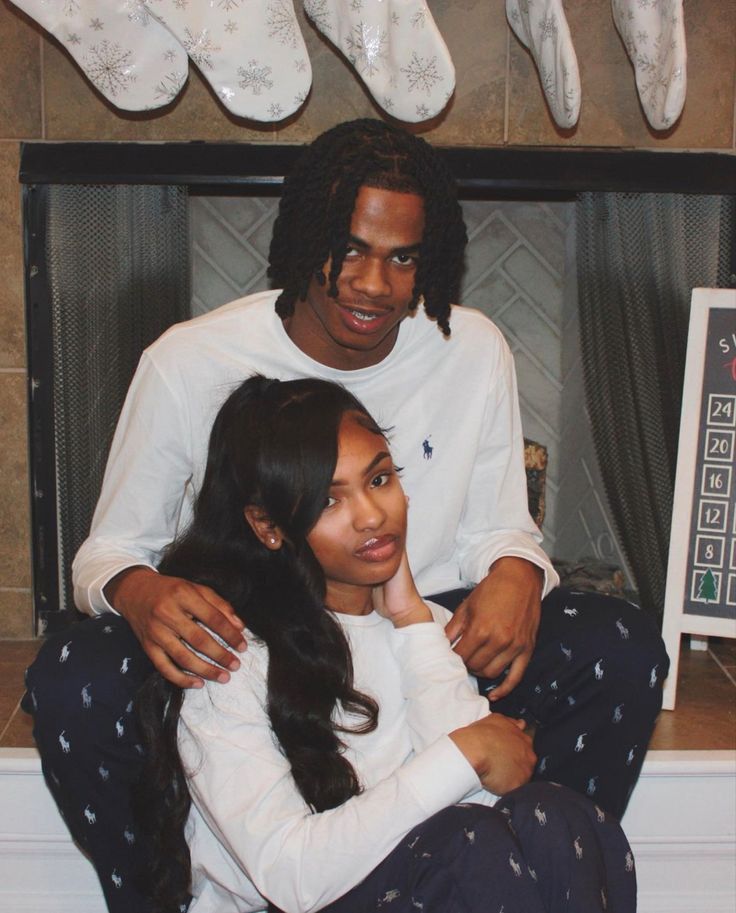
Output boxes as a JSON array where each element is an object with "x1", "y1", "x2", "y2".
[
  {"x1": 215, "y1": 627, "x2": 270, "y2": 685},
  {"x1": 232, "y1": 630, "x2": 269, "y2": 680},
  {"x1": 181, "y1": 627, "x2": 270, "y2": 723}
]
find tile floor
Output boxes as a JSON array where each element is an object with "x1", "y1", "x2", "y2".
[{"x1": 1, "y1": 635, "x2": 735, "y2": 751}]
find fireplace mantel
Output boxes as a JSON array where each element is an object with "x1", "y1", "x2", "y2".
[{"x1": 19, "y1": 142, "x2": 736, "y2": 198}]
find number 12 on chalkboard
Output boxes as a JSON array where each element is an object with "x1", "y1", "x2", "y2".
[{"x1": 662, "y1": 288, "x2": 736, "y2": 711}]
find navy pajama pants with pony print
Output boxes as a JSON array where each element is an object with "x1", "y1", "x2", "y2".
[
  {"x1": 306, "y1": 783, "x2": 636, "y2": 913},
  {"x1": 23, "y1": 587, "x2": 666, "y2": 912}
]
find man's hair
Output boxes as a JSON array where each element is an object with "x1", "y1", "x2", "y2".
[{"x1": 268, "y1": 118, "x2": 467, "y2": 336}]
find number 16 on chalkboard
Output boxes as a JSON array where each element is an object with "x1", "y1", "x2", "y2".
[{"x1": 662, "y1": 288, "x2": 736, "y2": 711}]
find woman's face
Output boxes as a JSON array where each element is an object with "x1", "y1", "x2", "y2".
[{"x1": 306, "y1": 412, "x2": 407, "y2": 615}]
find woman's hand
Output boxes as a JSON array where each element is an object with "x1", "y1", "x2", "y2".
[
  {"x1": 372, "y1": 550, "x2": 432, "y2": 628},
  {"x1": 449, "y1": 712, "x2": 536, "y2": 795}
]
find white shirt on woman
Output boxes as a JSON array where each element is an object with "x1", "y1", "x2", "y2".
[{"x1": 180, "y1": 603, "x2": 496, "y2": 913}]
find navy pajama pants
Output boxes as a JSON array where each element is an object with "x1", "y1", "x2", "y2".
[
  {"x1": 431, "y1": 587, "x2": 669, "y2": 821},
  {"x1": 23, "y1": 588, "x2": 666, "y2": 912},
  {"x1": 311, "y1": 783, "x2": 636, "y2": 913}
]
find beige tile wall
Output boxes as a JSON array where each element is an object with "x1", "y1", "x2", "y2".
[{"x1": 0, "y1": 0, "x2": 734, "y2": 636}]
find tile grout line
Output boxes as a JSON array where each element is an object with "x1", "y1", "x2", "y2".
[
  {"x1": 0, "y1": 697, "x2": 23, "y2": 746},
  {"x1": 732, "y1": 44, "x2": 736, "y2": 150},
  {"x1": 39, "y1": 29, "x2": 46, "y2": 140},
  {"x1": 708, "y1": 648, "x2": 736, "y2": 689},
  {"x1": 503, "y1": 27, "x2": 510, "y2": 145}
]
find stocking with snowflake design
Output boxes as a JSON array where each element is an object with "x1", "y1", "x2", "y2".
[
  {"x1": 303, "y1": 0, "x2": 455, "y2": 123},
  {"x1": 144, "y1": 0, "x2": 312, "y2": 121},
  {"x1": 506, "y1": 0, "x2": 581, "y2": 129},
  {"x1": 8, "y1": 0, "x2": 188, "y2": 110},
  {"x1": 612, "y1": 0, "x2": 686, "y2": 130}
]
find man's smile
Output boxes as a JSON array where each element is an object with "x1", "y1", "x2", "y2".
[{"x1": 338, "y1": 301, "x2": 395, "y2": 335}]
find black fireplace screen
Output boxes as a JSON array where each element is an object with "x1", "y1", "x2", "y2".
[{"x1": 25, "y1": 183, "x2": 190, "y2": 631}]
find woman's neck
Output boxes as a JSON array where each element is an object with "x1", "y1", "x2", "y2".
[{"x1": 324, "y1": 581, "x2": 374, "y2": 616}]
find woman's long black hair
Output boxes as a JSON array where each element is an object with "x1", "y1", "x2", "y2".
[
  {"x1": 134, "y1": 376, "x2": 382, "y2": 912},
  {"x1": 268, "y1": 118, "x2": 467, "y2": 337}
]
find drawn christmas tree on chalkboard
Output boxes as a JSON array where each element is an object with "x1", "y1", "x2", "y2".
[{"x1": 697, "y1": 568, "x2": 718, "y2": 602}]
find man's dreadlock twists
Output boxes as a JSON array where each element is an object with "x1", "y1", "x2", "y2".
[{"x1": 268, "y1": 119, "x2": 467, "y2": 337}]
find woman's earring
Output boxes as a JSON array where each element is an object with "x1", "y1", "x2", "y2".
[{"x1": 269, "y1": 536, "x2": 277, "y2": 545}]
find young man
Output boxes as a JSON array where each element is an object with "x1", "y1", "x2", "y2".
[{"x1": 26, "y1": 119, "x2": 667, "y2": 913}]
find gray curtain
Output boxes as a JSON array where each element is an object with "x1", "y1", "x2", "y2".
[
  {"x1": 47, "y1": 184, "x2": 190, "y2": 612},
  {"x1": 576, "y1": 192, "x2": 734, "y2": 617}
]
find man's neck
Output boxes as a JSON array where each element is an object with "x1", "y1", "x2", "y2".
[{"x1": 282, "y1": 312, "x2": 400, "y2": 371}]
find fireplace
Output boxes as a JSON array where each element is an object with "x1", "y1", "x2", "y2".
[{"x1": 20, "y1": 143, "x2": 735, "y2": 633}]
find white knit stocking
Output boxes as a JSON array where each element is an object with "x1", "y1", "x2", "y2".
[
  {"x1": 8, "y1": 0, "x2": 188, "y2": 110},
  {"x1": 612, "y1": 0, "x2": 686, "y2": 130},
  {"x1": 146, "y1": 0, "x2": 312, "y2": 122},
  {"x1": 506, "y1": 0, "x2": 581, "y2": 129},
  {"x1": 303, "y1": 0, "x2": 455, "y2": 123}
]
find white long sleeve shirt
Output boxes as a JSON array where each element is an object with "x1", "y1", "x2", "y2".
[
  {"x1": 72, "y1": 290, "x2": 557, "y2": 612},
  {"x1": 180, "y1": 604, "x2": 496, "y2": 913}
]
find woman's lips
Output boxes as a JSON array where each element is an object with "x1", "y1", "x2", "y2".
[{"x1": 355, "y1": 535, "x2": 399, "y2": 562}]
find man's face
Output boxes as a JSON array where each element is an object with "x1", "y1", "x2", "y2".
[{"x1": 285, "y1": 185, "x2": 425, "y2": 370}]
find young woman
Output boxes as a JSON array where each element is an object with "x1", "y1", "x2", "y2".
[{"x1": 136, "y1": 375, "x2": 636, "y2": 913}]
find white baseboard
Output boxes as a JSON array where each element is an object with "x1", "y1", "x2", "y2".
[
  {"x1": 633, "y1": 895, "x2": 735, "y2": 913},
  {"x1": 1, "y1": 894, "x2": 104, "y2": 913},
  {"x1": 0, "y1": 749, "x2": 106, "y2": 913},
  {"x1": 2, "y1": 747, "x2": 735, "y2": 913},
  {"x1": 625, "y1": 751, "x2": 736, "y2": 912}
]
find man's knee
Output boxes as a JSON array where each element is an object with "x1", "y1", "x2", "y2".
[
  {"x1": 541, "y1": 588, "x2": 669, "y2": 683},
  {"x1": 591, "y1": 599, "x2": 669, "y2": 696},
  {"x1": 24, "y1": 615, "x2": 151, "y2": 744}
]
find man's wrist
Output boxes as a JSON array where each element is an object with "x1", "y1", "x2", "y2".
[
  {"x1": 489, "y1": 555, "x2": 544, "y2": 586},
  {"x1": 103, "y1": 565, "x2": 156, "y2": 615}
]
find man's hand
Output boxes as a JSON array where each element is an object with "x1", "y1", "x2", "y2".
[
  {"x1": 450, "y1": 713, "x2": 536, "y2": 795},
  {"x1": 105, "y1": 566, "x2": 247, "y2": 689},
  {"x1": 444, "y1": 556, "x2": 543, "y2": 700},
  {"x1": 372, "y1": 549, "x2": 432, "y2": 628}
]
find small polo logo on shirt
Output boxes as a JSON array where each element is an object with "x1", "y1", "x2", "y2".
[{"x1": 422, "y1": 437, "x2": 433, "y2": 460}]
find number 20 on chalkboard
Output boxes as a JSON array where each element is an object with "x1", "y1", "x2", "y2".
[{"x1": 662, "y1": 288, "x2": 736, "y2": 711}]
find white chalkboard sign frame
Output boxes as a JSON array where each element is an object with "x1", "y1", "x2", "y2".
[{"x1": 662, "y1": 288, "x2": 736, "y2": 710}]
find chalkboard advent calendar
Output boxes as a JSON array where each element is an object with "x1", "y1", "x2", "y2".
[{"x1": 662, "y1": 289, "x2": 736, "y2": 710}]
